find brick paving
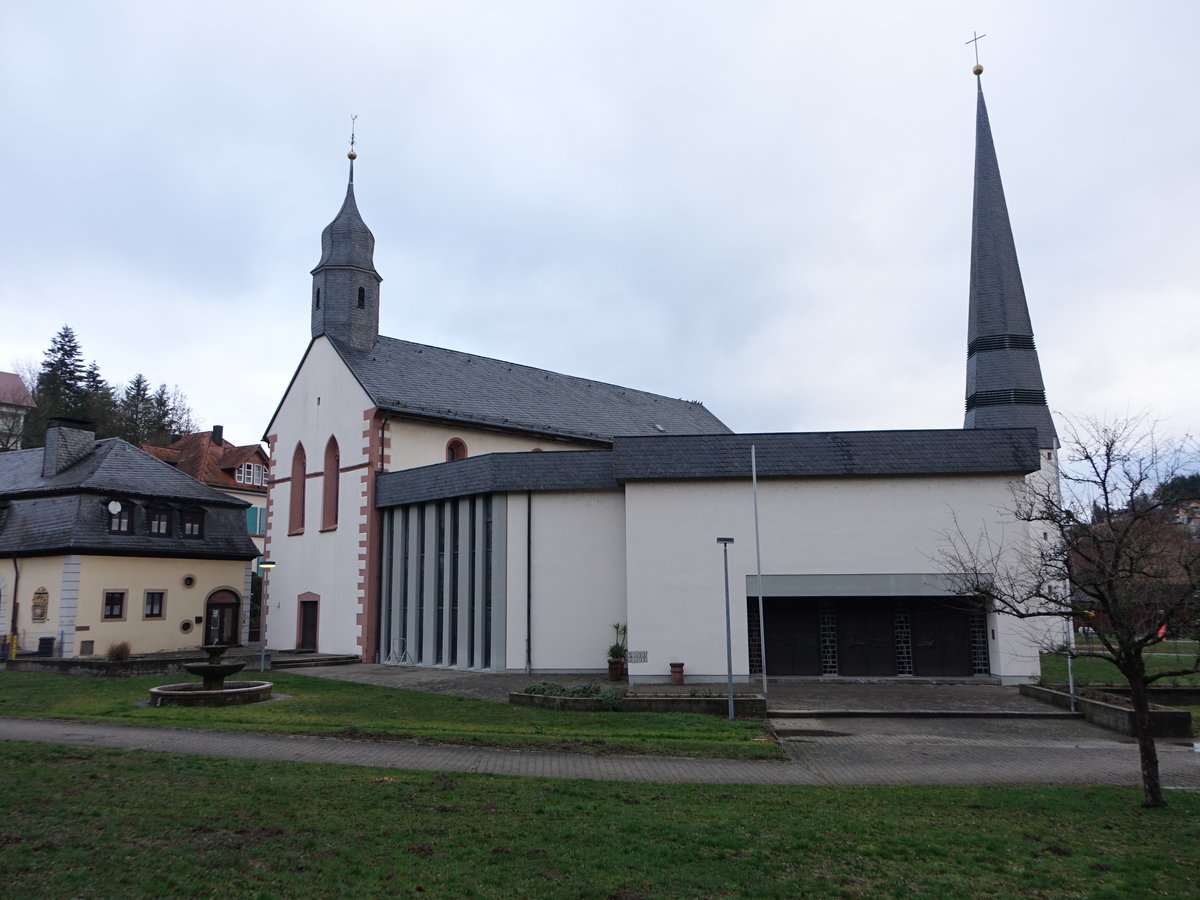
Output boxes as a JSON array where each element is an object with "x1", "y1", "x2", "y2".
[{"x1": 3, "y1": 666, "x2": 1198, "y2": 788}]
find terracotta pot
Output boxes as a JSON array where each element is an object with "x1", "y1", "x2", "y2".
[
  {"x1": 607, "y1": 658, "x2": 625, "y2": 681},
  {"x1": 669, "y1": 662, "x2": 685, "y2": 685}
]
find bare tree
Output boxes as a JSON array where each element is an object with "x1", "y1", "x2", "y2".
[{"x1": 939, "y1": 415, "x2": 1200, "y2": 808}]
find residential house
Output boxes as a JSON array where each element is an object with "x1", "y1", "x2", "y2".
[
  {"x1": 142, "y1": 426, "x2": 269, "y2": 559},
  {"x1": 0, "y1": 372, "x2": 34, "y2": 452},
  {"x1": 0, "y1": 420, "x2": 260, "y2": 657}
]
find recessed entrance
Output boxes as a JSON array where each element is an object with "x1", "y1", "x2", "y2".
[
  {"x1": 751, "y1": 595, "x2": 987, "y2": 677},
  {"x1": 298, "y1": 599, "x2": 319, "y2": 651},
  {"x1": 204, "y1": 590, "x2": 241, "y2": 646}
]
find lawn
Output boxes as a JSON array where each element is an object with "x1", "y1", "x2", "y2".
[
  {"x1": 1, "y1": 742, "x2": 1197, "y2": 899},
  {"x1": 1040, "y1": 647, "x2": 1200, "y2": 686},
  {"x1": 0, "y1": 670, "x2": 783, "y2": 760}
]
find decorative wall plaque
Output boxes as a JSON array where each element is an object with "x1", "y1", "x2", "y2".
[{"x1": 31, "y1": 587, "x2": 49, "y2": 622}]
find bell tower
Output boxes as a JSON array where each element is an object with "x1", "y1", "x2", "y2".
[{"x1": 311, "y1": 126, "x2": 381, "y2": 351}]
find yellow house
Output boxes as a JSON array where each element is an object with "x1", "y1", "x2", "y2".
[{"x1": 0, "y1": 420, "x2": 260, "y2": 658}]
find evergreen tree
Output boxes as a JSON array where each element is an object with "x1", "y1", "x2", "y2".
[
  {"x1": 80, "y1": 361, "x2": 118, "y2": 438},
  {"x1": 119, "y1": 374, "x2": 155, "y2": 446},
  {"x1": 23, "y1": 326, "x2": 88, "y2": 446}
]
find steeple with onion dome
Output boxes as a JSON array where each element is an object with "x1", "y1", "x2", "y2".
[{"x1": 311, "y1": 119, "x2": 382, "y2": 351}]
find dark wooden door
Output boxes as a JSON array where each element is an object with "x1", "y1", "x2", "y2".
[
  {"x1": 204, "y1": 591, "x2": 240, "y2": 646},
  {"x1": 762, "y1": 599, "x2": 821, "y2": 676},
  {"x1": 910, "y1": 599, "x2": 972, "y2": 676},
  {"x1": 837, "y1": 600, "x2": 896, "y2": 676},
  {"x1": 299, "y1": 601, "x2": 318, "y2": 651}
]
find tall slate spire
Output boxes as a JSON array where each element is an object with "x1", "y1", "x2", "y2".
[
  {"x1": 964, "y1": 67, "x2": 1057, "y2": 449},
  {"x1": 311, "y1": 150, "x2": 382, "y2": 351}
]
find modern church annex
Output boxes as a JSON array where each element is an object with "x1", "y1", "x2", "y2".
[{"x1": 263, "y1": 68, "x2": 1059, "y2": 684}]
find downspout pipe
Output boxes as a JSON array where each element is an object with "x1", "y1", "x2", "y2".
[{"x1": 525, "y1": 492, "x2": 532, "y2": 676}]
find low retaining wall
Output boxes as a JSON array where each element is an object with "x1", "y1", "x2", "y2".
[
  {"x1": 5, "y1": 653, "x2": 269, "y2": 678},
  {"x1": 1020, "y1": 685, "x2": 1192, "y2": 739},
  {"x1": 510, "y1": 692, "x2": 766, "y2": 717}
]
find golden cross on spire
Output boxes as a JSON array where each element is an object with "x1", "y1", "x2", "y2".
[
  {"x1": 965, "y1": 32, "x2": 987, "y2": 69},
  {"x1": 348, "y1": 114, "x2": 358, "y2": 159}
]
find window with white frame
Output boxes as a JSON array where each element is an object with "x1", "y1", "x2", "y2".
[{"x1": 235, "y1": 462, "x2": 266, "y2": 486}]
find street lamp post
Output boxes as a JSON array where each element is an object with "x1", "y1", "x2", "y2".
[
  {"x1": 717, "y1": 537, "x2": 735, "y2": 721},
  {"x1": 258, "y1": 560, "x2": 276, "y2": 672}
]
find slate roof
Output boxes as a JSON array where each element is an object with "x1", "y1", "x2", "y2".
[
  {"x1": 332, "y1": 336, "x2": 732, "y2": 444},
  {"x1": 312, "y1": 164, "x2": 378, "y2": 276},
  {"x1": 0, "y1": 438, "x2": 259, "y2": 559},
  {"x1": 964, "y1": 75, "x2": 1057, "y2": 449},
  {"x1": 375, "y1": 427, "x2": 1041, "y2": 507}
]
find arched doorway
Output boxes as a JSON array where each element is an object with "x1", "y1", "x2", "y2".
[{"x1": 204, "y1": 590, "x2": 241, "y2": 646}]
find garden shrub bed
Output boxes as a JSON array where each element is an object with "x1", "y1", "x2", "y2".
[{"x1": 513, "y1": 682, "x2": 767, "y2": 717}]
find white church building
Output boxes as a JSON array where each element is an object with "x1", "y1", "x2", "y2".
[{"x1": 263, "y1": 71, "x2": 1059, "y2": 684}]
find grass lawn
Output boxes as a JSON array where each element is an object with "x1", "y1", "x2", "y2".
[
  {"x1": 2, "y1": 742, "x2": 1198, "y2": 899},
  {"x1": 0, "y1": 671, "x2": 783, "y2": 760},
  {"x1": 1040, "y1": 649, "x2": 1200, "y2": 687}
]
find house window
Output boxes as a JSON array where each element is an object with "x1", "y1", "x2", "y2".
[
  {"x1": 289, "y1": 443, "x2": 306, "y2": 534},
  {"x1": 322, "y1": 437, "x2": 339, "y2": 530},
  {"x1": 148, "y1": 508, "x2": 171, "y2": 536},
  {"x1": 357, "y1": 287, "x2": 365, "y2": 309},
  {"x1": 246, "y1": 506, "x2": 265, "y2": 536},
  {"x1": 107, "y1": 502, "x2": 132, "y2": 534},
  {"x1": 235, "y1": 463, "x2": 266, "y2": 486},
  {"x1": 182, "y1": 510, "x2": 204, "y2": 538},
  {"x1": 79, "y1": 640, "x2": 95, "y2": 656},
  {"x1": 144, "y1": 591, "x2": 165, "y2": 618},
  {"x1": 103, "y1": 591, "x2": 126, "y2": 620},
  {"x1": 446, "y1": 438, "x2": 468, "y2": 462}
]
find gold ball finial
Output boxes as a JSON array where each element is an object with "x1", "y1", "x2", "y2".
[
  {"x1": 348, "y1": 150, "x2": 357, "y2": 160},
  {"x1": 972, "y1": 64, "x2": 984, "y2": 76}
]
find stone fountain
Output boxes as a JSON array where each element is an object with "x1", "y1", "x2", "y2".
[{"x1": 149, "y1": 645, "x2": 273, "y2": 707}]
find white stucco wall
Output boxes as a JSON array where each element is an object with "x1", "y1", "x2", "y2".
[
  {"x1": 385, "y1": 419, "x2": 592, "y2": 472},
  {"x1": 503, "y1": 490, "x2": 627, "y2": 673},
  {"x1": 623, "y1": 472, "x2": 1039, "y2": 681},
  {"x1": 4, "y1": 554, "x2": 245, "y2": 656},
  {"x1": 266, "y1": 337, "x2": 375, "y2": 655}
]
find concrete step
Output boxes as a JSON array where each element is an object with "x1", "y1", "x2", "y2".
[{"x1": 270, "y1": 653, "x2": 362, "y2": 670}]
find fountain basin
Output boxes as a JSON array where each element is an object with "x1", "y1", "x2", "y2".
[{"x1": 149, "y1": 680, "x2": 273, "y2": 707}]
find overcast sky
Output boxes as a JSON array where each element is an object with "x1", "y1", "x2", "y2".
[{"x1": 2, "y1": 1, "x2": 1196, "y2": 451}]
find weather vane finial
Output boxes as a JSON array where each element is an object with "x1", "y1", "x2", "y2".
[
  {"x1": 965, "y1": 32, "x2": 987, "y2": 76},
  {"x1": 348, "y1": 114, "x2": 358, "y2": 160}
]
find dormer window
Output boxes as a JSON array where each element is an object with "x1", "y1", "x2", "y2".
[
  {"x1": 148, "y1": 507, "x2": 171, "y2": 536},
  {"x1": 182, "y1": 509, "x2": 204, "y2": 538},
  {"x1": 357, "y1": 287, "x2": 365, "y2": 309},
  {"x1": 107, "y1": 500, "x2": 133, "y2": 534},
  {"x1": 235, "y1": 463, "x2": 266, "y2": 486},
  {"x1": 446, "y1": 439, "x2": 468, "y2": 462}
]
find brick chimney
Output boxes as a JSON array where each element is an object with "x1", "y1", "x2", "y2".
[{"x1": 42, "y1": 419, "x2": 95, "y2": 477}]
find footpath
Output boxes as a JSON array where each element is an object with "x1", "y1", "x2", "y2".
[{"x1": 4, "y1": 666, "x2": 1198, "y2": 787}]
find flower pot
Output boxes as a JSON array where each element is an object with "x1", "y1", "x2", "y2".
[
  {"x1": 669, "y1": 661, "x2": 685, "y2": 685},
  {"x1": 607, "y1": 658, "x2": 625, "y2": 682}
]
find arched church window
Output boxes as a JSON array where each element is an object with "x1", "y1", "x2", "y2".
[
  {"x1": 289, "y1": 443, "x2": 307, "y2": 534},
  {"x1": 445, "y1": 439, "x2": 468, "y2": 462},
  {"x1": 357, "y1": 287, "x2": 365, "y2": 309},
  {"x1": 322, "y1": 436, "x2": 340, "y2": 530}
]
